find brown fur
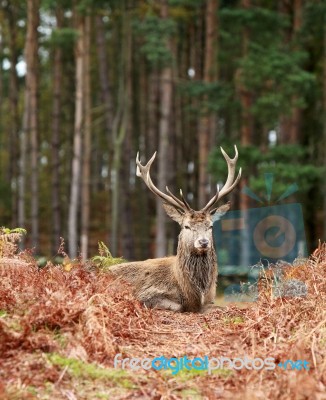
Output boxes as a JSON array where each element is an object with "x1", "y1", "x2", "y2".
[
  {"x1": 110, "y1": 208, "x2": 226, "y2": 313},
  {"x1": 110, "y1": 147, "x2": 240, "y2": 313}
]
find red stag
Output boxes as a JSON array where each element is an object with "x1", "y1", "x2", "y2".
[{"x1": 110, "y1": 146, "x2": 241, "y2": 312}]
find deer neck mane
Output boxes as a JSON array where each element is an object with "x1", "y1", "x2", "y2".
[{"x1": 175, "y1": 243, "x2": 217, "y2": 294}]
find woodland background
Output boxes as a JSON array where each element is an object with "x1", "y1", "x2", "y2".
[{"x1": 0, "y1": 0, "x2": 325, "y2": 260}]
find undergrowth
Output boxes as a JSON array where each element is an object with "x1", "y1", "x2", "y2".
[{"x1": 0, "y1": 231, "x2": 325, "y2": 400}]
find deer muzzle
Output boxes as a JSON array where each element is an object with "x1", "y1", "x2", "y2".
[{"x1": 195, "y1": 238, "x2": 210, "y2": 252}]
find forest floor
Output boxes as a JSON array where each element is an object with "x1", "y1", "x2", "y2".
[{"x1": 0, "y1": 234, "x2": 325, "y2": 400}]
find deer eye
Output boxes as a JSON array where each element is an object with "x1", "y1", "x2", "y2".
[{"x1": 184, "y1": 225, "x2": 191, "y2": 230}]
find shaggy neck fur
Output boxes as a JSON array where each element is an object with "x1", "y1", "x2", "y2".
[{"x1": 174, "y1": 241, "x2": 217, "y2": 311}]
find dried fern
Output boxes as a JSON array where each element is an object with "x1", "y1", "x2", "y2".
[{"x1": 0, "y1": 227, "x2": 27, "y2": 257}]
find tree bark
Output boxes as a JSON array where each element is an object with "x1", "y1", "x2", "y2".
[
  {"x1": 51, "y1": 7, "x2": 64, "y2": 254},
  {"x1": 198, "y1": 0, "x2": 218, "y2": 208},
  {"x1": 121, "y1": 133, "x2": 135, "y2": 260},
  {"x1": 110, "y1": 3, "x2": 130, "y2": 256},
  {"x1": 18, "y1": 87, "x2": 29, "y2": 242},
  {"x1": 68, "y1": 13, "x2": 85, "y2": 258},
  {"x1": 5, "y1": 3, "x2": 20, "y2": 228},
  {"x1": 81, "y1": 14, "x2": 92, "y2": 260},
  {"x1": 0, "y1": 25, "x2": 3, "y2": 164},
  {"x1": 238, "y1": 0, "x2": 252, "y2": 147},
  {"x1": 323, "y1": 11, "x2": 326, "y2": 241},
  {"x1": 25, "y1": 0, "x2": 40, "y2": 250},
  {"x1": 279, "y1": 0, "x2": 302, "y2": 144},
  {"x1": 95, "y1": 14, "x2": 113, "y2": 149},
  {"x1": 239, "y1": 0, "x2": 252, "y2": 267},
  {"x1": 156, "y1": 0, "x2": 173, "y2": 257}
]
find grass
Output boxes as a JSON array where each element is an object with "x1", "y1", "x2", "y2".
[{"x1": 0, "y1": 232, "x2": 325, "y2": 399}]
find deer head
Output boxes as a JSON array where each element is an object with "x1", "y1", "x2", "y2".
[{"x1": 136, "y1": 146, "x2": 242, "y2": 255}]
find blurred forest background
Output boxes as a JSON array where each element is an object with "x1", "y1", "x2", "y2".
[{"x1": 0, "y1": 0, "x2": 325, "y2": 261}]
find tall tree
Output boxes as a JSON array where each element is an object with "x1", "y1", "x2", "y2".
[
  {"x1": 95, "y1": 13, "x2": 113, "y2": 151},
  {"x1": 25, "y1": 0, "x2": 40, "y2": 249},
  {"x1": 238, "y1": 0, "x2": 252, "y2": 267},
  {"x1": 110, "y1": 2, "x2": 131, "y2": 256},
  {"x1": 0, "y1": 24, "x2": 3, "y2": 162},
  {"x1": 198, "y1": 0, "x2": 218, "y2": 208},
  {"x1": 68, "y1": 11, "x2": 85, "y2": 258},
  {"x1": 279, "y1": 0, "x2": 303, "y2": 144},
  {"x1": 237, "y1": 0, "x2": 252, "y2": 147},
  {"x1": 5, "y1": 2, "x2": 20, "y2": 228},
  {"x1": 324, "y1": 10, "x2": 326, "y2": 240},
  {"x1": 155, "y1": 0, "x2": 174, "y2": 257},
  {"x1": 81, "y1": 13, "x2": 92, "y2": 260},
  {"x1": 51, "y1": 7, "x2": 64, "y2": 254}
]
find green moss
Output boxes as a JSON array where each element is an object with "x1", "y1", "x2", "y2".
[
  {"x1": 26, "y1": 386, "x2": 38, "y2": 395},
  {"x1": 48, "y1": 353, "x2": 135, "y2": 389},
  {"x1": 8, "y1": 320, "x2": 23, "y2": 332},
  {"x1": 165, "y1": 367, "x2": 232, "y2": 381},
  {"x1": 222, "y1": 316, "x2": 245, "y2": 325},
  {"x1": 180, "y1": 388, "x2": 203, "y2": 399},
  {"x1": 172, "y1": 369, "x2": 207, "y2": 381},
  {"x1": 53, "y1": 331, "x2": 67, "y2": 349}
]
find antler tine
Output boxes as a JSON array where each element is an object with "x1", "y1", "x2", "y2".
[
  {"x1": 136, "y1": 151, "x2": 156, "y2": 177},
  {"x1": 165, "y1": 186, "x2": 186, "y2": 208},
  {"x1": 179, "y1": 189, "x2": 192, "y2": 211},
  {"x1": 166, "y1": 186, "x2": 192, "y2": 211},
  {"x1": 202, "y1": 185, "x2": 220, "y2": 212},
  {"x1": 202, "y1": 145, "x2": 241, "y2": 211},
  {"x1": 136, "y1": 152, "x2": 187, "y2": 211}
]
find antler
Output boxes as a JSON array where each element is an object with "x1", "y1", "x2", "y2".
[
  {"x1": 136, "y1": 145, "x2": 241, "y2": 214},
  {"x1": 201, "y1": 145, "x2": 242, "y2": 212},
  {"x1": 136, "y1": 152, "x2": 192, "y2": 212}
]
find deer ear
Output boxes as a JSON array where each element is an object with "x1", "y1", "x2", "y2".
[
  {"x1": 211, "y1": 201, "x2": 231, "y2": 218},
  {"x1": 162, "y1": 203, "x2": 184, "y2": 224}
]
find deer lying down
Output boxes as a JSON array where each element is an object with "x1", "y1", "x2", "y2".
[{"x1": 110, "y1": 146, "x2": 241, "y2": 313}]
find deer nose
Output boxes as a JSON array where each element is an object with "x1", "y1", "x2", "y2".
[{"x1": 198, "y1": 239, "x2": 209, "y2": 248}]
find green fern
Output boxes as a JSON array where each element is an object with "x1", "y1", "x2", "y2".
[
  {"x1": 92, "y1": 241, "x2": 125, "y2": 268},
  {"x1": 0, "y1": 227, "x2": 27, "y2": 236}
]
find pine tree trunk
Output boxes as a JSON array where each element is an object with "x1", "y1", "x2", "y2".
[
  {"x1": 323, "y1": 12, "x2": 326, "y2": 241},
  {"x1": 239, "y1": 0, "x2": 251, "y2": 267},
  {"x1": 68, "y1": 14, "x2": 85, "y2": 258},
  {"x1": 26, "y1": 0, "x2": 40, "y2": 250},
  {"x1": 81, "y1": 14, "x2": 92, "y2": 260},
  {"x1": 138, "y1": 57, "x2": 152, "y2": 260},
  {"x1": 279, "y1": 0, "x2": 302, "y2": 144},
  {"x1": 289, "y1": 0, "x2": 302, "y2": 144},
  {"x1": 198, "y1": 0, "x2": 218, "y2": 208},
  {"x1": 51, "y1": 8, "x2": 63, "y2": 254},
  {"x1": 121, "y1": 133, "x2": 135, "y2": 260},
  {"x1": 156, "y1": 0, "x2": 173, "y2": 257},
  {"x1": 110, "y1": 4, "x2": 130, "y2": 256},
  {"x1": 238, "y1": 0, "x2": 252, "y2": 147},
  {"x1": 95, "y1": 14, "x2": 113, "y2": 148},
  {"x1": 147, "y1": 69, "x2": 159, "y2": 157},
  {"x1": 6, "y1": 3, "x2": 20, "y2": 228},
  {"x1": 18, "y1": 78, "x2": 30, "y2": 246},
  {"x1": 0, "y1": 26, "x2": 3, "y2": 166}
]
